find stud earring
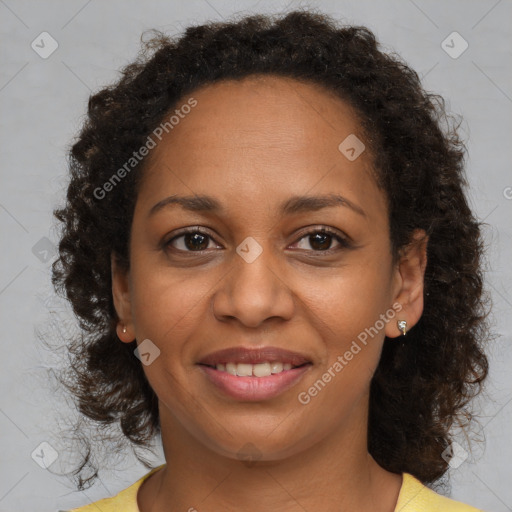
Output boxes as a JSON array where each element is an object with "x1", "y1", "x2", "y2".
[
  {"x1": 397, "y1": 320, "x2": 407, "y2": 336},
  {"x1": 122, "y1": 325, "x2": 127, "y2": 334}
]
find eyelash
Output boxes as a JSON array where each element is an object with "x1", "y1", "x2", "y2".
[{"x1": 164, "y1": 226, "x2": 352, "y2": 255}]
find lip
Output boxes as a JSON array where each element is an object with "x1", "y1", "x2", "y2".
[
  {"x1": 199, "y1": 364, "x2": 312, "y2": 401},
  {"x1": 197, "y1": 346, "x2": 312, "y2": 402},
  {"x1": 197, "y1": 346, "x2": 311, "y2": 366}
]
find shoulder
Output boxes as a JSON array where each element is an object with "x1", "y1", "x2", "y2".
[
  {"x1": 62, "y1": 464, "x2": 165, "y2": 512},
  {"x1": 396, "y1": 473, "x2": 484, "y2": 512}
]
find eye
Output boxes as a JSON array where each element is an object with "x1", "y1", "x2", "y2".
[
  {"x1": 164, "y1": 226, "x2": 351, "y2": 254},
  {"x1": 291, "y1": 227, "x2": 351, "y2": 252},
  {"x1": 165, "y1": 227, "x2": 220, "y2": 252}
]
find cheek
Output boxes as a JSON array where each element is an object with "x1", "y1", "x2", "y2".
[
  {"x1": 128, "y1": 266, "x2": 214, "y2": 413},
  {"x1": 305, "y1": 261, "x2": 392, "y2": 344},
  {"x1": 295, "y1": 279, "x2": 388, "y2": 437},
  {"x1": 130, "y1": 262, "x2": 214, "y2": 348},
  {"x1": 300, "y1": 258, "x2": 392, "y2": 396}
]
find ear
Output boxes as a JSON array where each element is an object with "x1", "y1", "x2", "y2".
[
  {"x1": 111, "y1": 251, "x2": 135, "y2": 343},
  {"x1": 385, "y1": 228, "x2": 428, "y2": 338}
]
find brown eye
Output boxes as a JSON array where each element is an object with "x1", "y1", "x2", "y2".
[
  {"x1": 166, "y1": 229, "x2": 217, "y2": 252},
  {"x1": 164, "y1": 226, "x2": 351, "y2": 255},
  {"x1": 293, "y1": 228, "x2": 351, "y2": 252},
  {"x1": 307, "y1": 232, "x2": 333, "y2": 251}
]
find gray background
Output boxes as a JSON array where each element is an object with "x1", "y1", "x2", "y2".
[{"x1": 1, "y1": 0, "x2": 511, "y2": 510}]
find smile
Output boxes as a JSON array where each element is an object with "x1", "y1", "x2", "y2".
[{"x1": 198, "y1": 362, "x2": 312, "y2": 401}]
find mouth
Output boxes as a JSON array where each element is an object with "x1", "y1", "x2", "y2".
[{"x1": 197, "y1": 346, "x2": 312, "y2": 401}]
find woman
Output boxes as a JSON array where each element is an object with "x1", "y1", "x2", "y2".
[{"x1": 52, "y1": 9, "x2": 490, "y2": 512}]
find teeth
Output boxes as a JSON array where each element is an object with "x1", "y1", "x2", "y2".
[
  {"x1": 215, "y1": 361, "x2": 298, "y2": 377},
  {"x1": 270, "y1": 362, "x2": 283, "y2": 374},
  {"x1": 236, "y1": 363, "x2": 253, "y2": 377},
  {"x1": 226, "y1": 363, "x2": 237, "y2": 376},
  {"x1": 253, "y1": 362, "x2": 271, "y2": 377}
]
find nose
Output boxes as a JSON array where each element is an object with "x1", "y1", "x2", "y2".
[{"x1": 212, "y1": 237, "x2": 295, "y2": 329}]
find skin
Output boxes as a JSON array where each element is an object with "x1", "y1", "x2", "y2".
[{"x1": 111, "y1": 75, "x2": 428, "y2": 512}]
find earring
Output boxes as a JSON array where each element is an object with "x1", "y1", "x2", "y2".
[
  {"x1": 397, "y1": 320, "x2": 407, "y2": 336},
  {"x1": 122, "y1": 325, "x2": 127, "y2": 334}
]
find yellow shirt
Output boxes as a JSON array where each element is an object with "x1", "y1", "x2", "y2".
[{"x1": 63, "y1": 464, "x2": 483, "y2": 511}]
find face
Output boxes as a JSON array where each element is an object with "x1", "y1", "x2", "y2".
[{"x1": 112, "y1": 75, "x2": 427, "y2": 462}]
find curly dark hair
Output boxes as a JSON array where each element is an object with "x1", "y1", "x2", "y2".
[{"x1": 50, "y1": 8, "x2": 491, "y2": 491}]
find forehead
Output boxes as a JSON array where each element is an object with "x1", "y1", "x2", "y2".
[
  {"x1": 153, "y1": 74, "x2": 365, "y2": 154},
  {"x1": 136, "y1": 75, "x2": 384, "y2": 223}
]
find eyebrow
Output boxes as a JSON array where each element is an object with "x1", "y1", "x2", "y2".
[{"x1": 148, "y1": 193, "x2": 366, "y2": 218}]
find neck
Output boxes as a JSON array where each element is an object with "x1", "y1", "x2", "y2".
[{"x1": 138, "y1": 398, "x2": 402, "y2": 512}]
